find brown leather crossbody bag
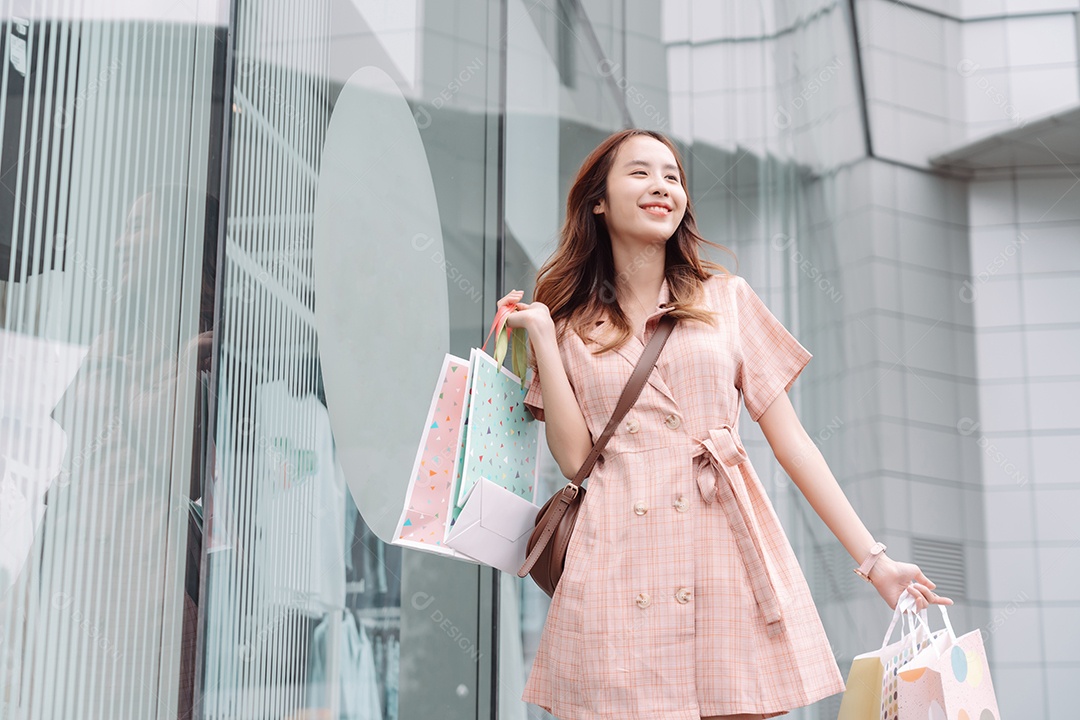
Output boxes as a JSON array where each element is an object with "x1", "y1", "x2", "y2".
[{"x1": 517, "y1": 314, "x2": 677, "y2": 597}]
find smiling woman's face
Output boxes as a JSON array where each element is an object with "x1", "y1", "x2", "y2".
[{"x1": 594, "y1": 134, "x2": 687, "y2": 247}]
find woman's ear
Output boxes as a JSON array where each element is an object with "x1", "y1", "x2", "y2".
[{"x1": 592, "y1": 200, "x2": 604, "y2": 215}]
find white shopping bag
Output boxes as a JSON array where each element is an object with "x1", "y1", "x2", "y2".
[
  {"x1": 444, "y1": 477, "x2": 540, "y2": 575},
  {"x1": 838, "y1": 590, "x2": 940, "y2": 720}
]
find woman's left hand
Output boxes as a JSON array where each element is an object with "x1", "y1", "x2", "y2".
[{"x1": 868, "y1": 554, "x2": 954, "y2": 611}]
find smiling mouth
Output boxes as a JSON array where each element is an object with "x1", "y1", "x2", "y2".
[{"x1": 641, "y1": 205, "x2": 672, "y2": 216}]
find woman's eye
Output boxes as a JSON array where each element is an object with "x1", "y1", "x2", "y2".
[{"x1": 667, "y1": 175, "x2": 678, "y2": 181}]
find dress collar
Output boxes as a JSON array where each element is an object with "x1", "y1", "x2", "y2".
[{"x1": 591, "y1": 275, "x2": 678, "y2": 405}]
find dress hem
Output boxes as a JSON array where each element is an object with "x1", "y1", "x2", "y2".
[{"x1": 522, "y1": 678, "x2": 843, "y2": 720}]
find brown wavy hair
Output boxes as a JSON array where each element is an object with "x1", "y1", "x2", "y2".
[{"x1": 531, "y1": 128, "x2": 734, "y2": 365}]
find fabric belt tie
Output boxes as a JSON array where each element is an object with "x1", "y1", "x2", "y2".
[{"x1": 693, "y1": 425, "x2": 786, "y2": 639}]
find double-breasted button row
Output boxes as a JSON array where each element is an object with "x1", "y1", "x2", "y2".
[
  {"x1": 636, "y1": 589, "x2": 692, "y2": 608},
  {"x1": 633, "y1": 497, "x2": 688, "y2": 515},
  {"x1": 625, "y1": 414, "x2": 682, "y2": 433}
]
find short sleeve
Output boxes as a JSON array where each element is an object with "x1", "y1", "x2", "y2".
[
  {"x1": 735, "y1": 276, "x2": 812, "y2": 422},
  {"x1": 524, "y1": 368, "x2": 544, "y2": 422}
]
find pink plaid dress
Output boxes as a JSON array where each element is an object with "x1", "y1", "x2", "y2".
[{"x1": 521, "y1": 273, "x2": 845, "y2": 719}]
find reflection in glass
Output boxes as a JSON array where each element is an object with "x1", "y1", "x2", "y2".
[{"x1": 0, "y1": 13, "x2": 218, "y2": 719}]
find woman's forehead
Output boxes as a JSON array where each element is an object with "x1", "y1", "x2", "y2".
[{"x1": 612, "y1": 135, "x2": 678, "y2": 168}]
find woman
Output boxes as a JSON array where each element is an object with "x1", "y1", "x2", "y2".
[{"x1": 503, "y1": 129, "x2": 952, "y2": 720}]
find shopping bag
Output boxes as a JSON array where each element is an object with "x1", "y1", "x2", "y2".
[
  {"x1": 393, "y1": 298, "x2": 538, "y2": 566},
  {"x1": 392, "y1": 353, "x2": 479, "y2": 562},
  {"x1": 444, "y1": 476, "x2": 540, "y2": 574},
  {"x1": 447, "y1": 346, "x2": 539, "y2": 523},
  {"x1": 446, "y1": 302, "x2": 539, "y2": 530},
  {"x1": 897, "y1": 602, "x2": 1001, "y2": 720},
  {"x1": 838, "y1": 591, "x2": 940, "y2": 720}
]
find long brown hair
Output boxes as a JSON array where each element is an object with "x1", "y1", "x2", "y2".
[{"x1": 532, "y1": 129, "x2": 734, "y2": 362}]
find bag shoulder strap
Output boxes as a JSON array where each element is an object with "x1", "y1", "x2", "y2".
[
  {"x1": 517, "y1": 313, "x2": 677, "y2": 578},
  {"x1": 568, "y1": 313, "x2": 677, "y2": 489}
]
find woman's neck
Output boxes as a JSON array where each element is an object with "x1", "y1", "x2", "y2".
[{"x1": 610, "y1": 236, "x2": 666, "y2": 312}]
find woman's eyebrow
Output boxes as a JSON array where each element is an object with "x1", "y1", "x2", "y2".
[{"x1": 623, "y1": 159, "x2": 679, "y2": 173}]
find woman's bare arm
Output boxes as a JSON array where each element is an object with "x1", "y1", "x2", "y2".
[
  {"x1": 501, "y1": 289, "x2": 593, "y2": 480},
  {"x1": 530, "y1": 321, "x2": 593, "y2": 480},
  {"x1": 757, "y1": 391, "x2": 953, "y2": 612}
]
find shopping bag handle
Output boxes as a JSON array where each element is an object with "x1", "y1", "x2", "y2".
[
  {"x1": 481, "y1": 298, "x2": 528, "y2": 386},
  {"x1": 880, "y1": 590, "x2": 928, "y2": 655},
  {"x1": 481, "y1": 301, "x2": 514, "y2": 360},
  {"x1": 905, "y1": 594, "x2": 958, "y2": 644}
]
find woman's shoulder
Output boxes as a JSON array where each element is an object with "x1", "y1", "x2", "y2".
[
  {"x1": 702, "y1": 271, "x2": 744, "y2": 304},
  {"x1": 550, "y1": 315, "x2": 590, "y2": 353},
  {"x1": 704, "y1": 271, "x2": 742, "y2": 287}
]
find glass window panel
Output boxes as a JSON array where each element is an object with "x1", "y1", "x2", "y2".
[{"x1": 0, "y1": 8, "x2": 220, "y2": 719}]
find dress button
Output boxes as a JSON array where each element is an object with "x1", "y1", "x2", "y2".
[
  {"x1": 664, "y1": 413, "x2": 681, "y2": 430},
  {"x1": 674, "y1": 496, "x2": 689, "y2": 513},
  {"x1": 675, "y1": 587, "x2": 692, "y2": 604},
  {"x1": 625, "y1": 418, "x2": 641, "y2": 434},
  {"x1": 636, "y1": 592, "x2": 651, "y2": 609},
  {"x1": 633, "y1": 500, "x2": 648, "y2": 516}
]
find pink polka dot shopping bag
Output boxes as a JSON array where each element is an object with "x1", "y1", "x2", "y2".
[{"x1": 896, "y1": 596, "x2": 1001, "y2": 720}]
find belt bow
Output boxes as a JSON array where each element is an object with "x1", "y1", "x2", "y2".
[{"x1": 693, "y1": 425, "x2": 786, "y2": 638}]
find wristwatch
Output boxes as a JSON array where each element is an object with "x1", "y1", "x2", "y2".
[{"x1": 853, "y1": 541, "x2": 888, "y2": 583}]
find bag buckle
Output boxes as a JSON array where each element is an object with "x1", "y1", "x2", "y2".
[{"x1": 561, "y1": 482, "x2": 580, "y2": 501}]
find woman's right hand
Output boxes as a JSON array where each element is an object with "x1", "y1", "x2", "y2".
[{"x1": 499, "y1": 289, "x2": 553, "y2": 336}]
